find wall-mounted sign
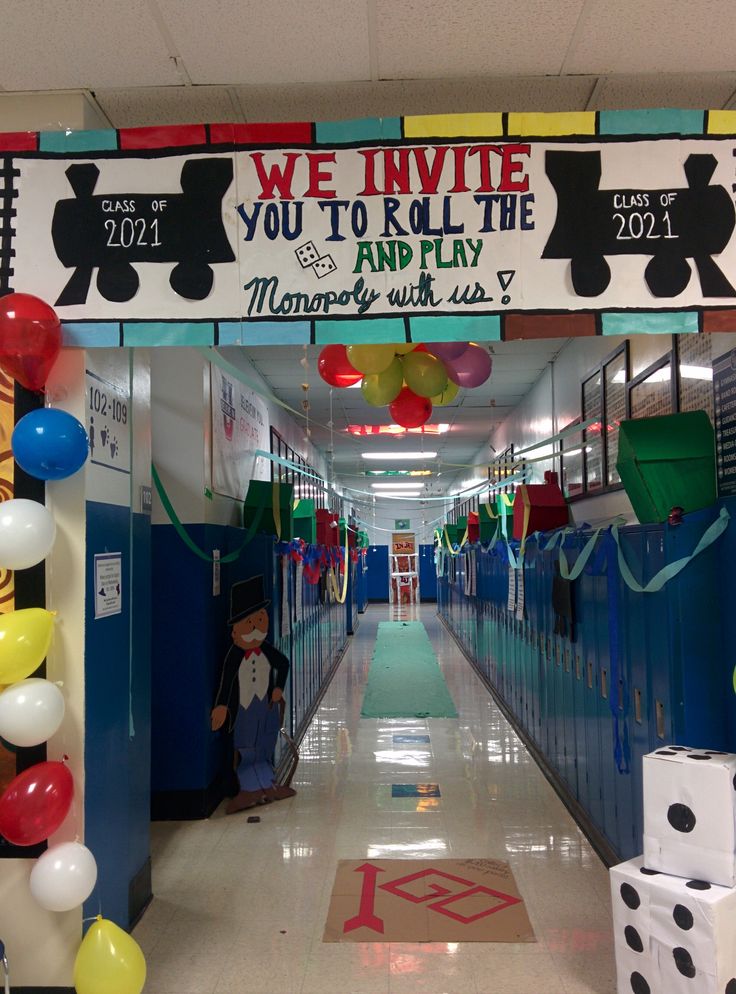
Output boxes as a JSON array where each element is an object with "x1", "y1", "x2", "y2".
[
  {"x1": 94, "y1": 553, "x2": 122, "y2": 620},
  {"x1": 713, "y1": 347, "x2": 736, "y2": 496},
  {"x1": 85, "y1": 370, "x2": 131, "y2": 475},
  {"x1": 395, "y1": 518, "x2": 411, "y2": 530},
  {"x1": 4, "y1": 114, "x2": 736, "y2": 342},
  {"x1": 210, "y1": 363, "x2": 270, "y2": 500}
]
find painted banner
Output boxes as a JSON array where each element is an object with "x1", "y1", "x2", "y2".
[
  {"x1": 210, "y1": 363, "x2": 270, "y2": 499},
  {"x1": 3, "y1": 112, "x2": 736, "y2": 344}
]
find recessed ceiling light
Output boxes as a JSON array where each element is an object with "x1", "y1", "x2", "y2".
[
  {"x1": 347, "y1": 424, "x2": 450, "y2": 436},
  {"x1": 362, "y1": 452, "x2": 437, "y2": 460}
]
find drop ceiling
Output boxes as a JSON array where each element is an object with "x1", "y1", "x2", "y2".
[
  {"x1": 234, "y1": 339, "x2": 566, "y2": 497},
  {"x1": 0, "y1": 0, "x2": 735, "y2": 126}
]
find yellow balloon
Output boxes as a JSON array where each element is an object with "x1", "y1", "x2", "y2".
[
  {"x1": 361, "y1": 359, "x2": 404, "y2": 407},
  {"x1": 74, "y1": 918, "x2": 146, "y2": 994},
  {"x1": 0, "y1": 608, "x2": 55, "y2": 684},
  {"x1": 402, "y1": 351, "x2": 448, "y2": 398},
  {"x1": 431, "y1": 380, "x2": 460, "y2": 406},
  {"x1": 346, "y1": 344, "x2": 396, "y2": 375}
]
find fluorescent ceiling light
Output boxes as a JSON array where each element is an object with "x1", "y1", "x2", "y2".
[
  {"x1": 362, "y1": 452, "x2": 437, "y2": 460},
  {"x1": 372, "y1": 482, "x2": 426, "y2": 490},
  {"x1": 348, "y1": 424, "x2": 450, "y2": 436},
  {"x1": 366, "y1": 470, "x2": 432, "y2": 476}
]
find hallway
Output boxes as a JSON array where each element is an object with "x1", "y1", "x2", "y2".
[{"x1": 135, "y1": 605, "x2": 616, "y2": 994}]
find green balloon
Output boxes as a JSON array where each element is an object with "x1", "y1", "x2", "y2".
[
  {"x1": 361, "y1": 359, "x2": 404, "y2": 406},
  {"x1": 402, "y1": 351, "x2": 448, "y2": 398},
  {"x1": 431, "y1": 380, "x2": 460, "y2": 406}
]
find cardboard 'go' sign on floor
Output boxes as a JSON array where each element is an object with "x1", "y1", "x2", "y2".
[{"x1": 324, "y1": 859, "x2": 536, "y2": 943}]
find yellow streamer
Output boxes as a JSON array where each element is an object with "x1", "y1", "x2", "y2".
[{"x1": 327, "y1": 537, "x2": 350, "y2": 604}]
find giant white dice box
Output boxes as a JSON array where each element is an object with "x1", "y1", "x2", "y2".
[
  {"x1": 643, "y1": 746, "x2": 736, "y2": 887},
  {"x1": 611, "y1": 856, "x2": 736, "y2": 994}
]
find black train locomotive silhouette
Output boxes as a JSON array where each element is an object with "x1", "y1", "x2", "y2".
[
  {"x1": 543, "y1": 150, "x2": 736, "y2": 299},
  {"x1": 51, "y1": 158, "x2": 235, "y2": 306}
]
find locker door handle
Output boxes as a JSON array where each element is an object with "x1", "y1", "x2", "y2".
[
  {"x1": 601, "y1": 668, "x2": 608, "y2": 700},
  {"x1": 656, "y1": 700, "x2": 666, "y2": 739},
  {"x1": 634, "y1": 688, "x2": 642, "y2": 724}
]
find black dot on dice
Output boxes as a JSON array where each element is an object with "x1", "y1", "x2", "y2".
[
  {"x1": 656, "y1": 750, "x2": 677, "y2": 755},
  {"x1": 673, "y1": 947, "x2": 696, "y2": 978},
  {"x1": 621, "y1": 883, "x2": 641, "y2": 909},
  {"x1": 630, "y1": 972, "x2": 650, "y2": 994},
  {"x1": 625, "y1": 925, "x2": 644, "y2": 952},
  {"x1": 705, "y1": 750, "x2": 727, "y2": 755},
  {"x1": 668, "y1": 803, "x2": 697, "y2": 833},
  {"x1": 640, "y1": 868, "x2": 660, "y2": 876},
  {"x1": 725, "y1": 979, "x2": 736, "y2": 994},
  {"x1": 670, "y1": 746, "x2": 689, "y2": 751},
  {"x1": 688, "y1": 754, "x2": 712, "y2": 760},
  {"x1": 686, "y1": 880, "x2": 711, "y2": 891},
  {"x1": 673, "y1": 904, "x2": 694, "y2": 930},
  {"x1": 733, "y1": 773, "x2": 736, "y2": 791}
]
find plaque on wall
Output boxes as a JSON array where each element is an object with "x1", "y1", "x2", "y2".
[{"x1": 713, "y1": 347, "x2": 736, "y2": 497}]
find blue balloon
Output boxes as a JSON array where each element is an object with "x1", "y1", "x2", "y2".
[{"x1": 12, "y1": 408, "x2": 89, "y2": 480}]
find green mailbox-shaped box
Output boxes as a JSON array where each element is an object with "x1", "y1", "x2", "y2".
[
  {"x1": 243, "y1": 479, "x2": 295, "y2": 539},
  {"x1": 615, "y1": 411, "x2": 717, "y2": 524},
  {"x1": 293, "y1": 498, "x2": 317, "y2": 543}
]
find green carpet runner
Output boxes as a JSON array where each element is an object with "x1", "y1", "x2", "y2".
[{"x1": 360, "y1": 621, "x2": 458, "y2": 719}]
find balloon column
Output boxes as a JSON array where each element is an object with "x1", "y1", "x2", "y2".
[
  {"x1": 317, "y1": 342, "x2": 492, "y2": 427},
  {"x1": 0, "y1": 294, "x2": 145, "y2": 990}
]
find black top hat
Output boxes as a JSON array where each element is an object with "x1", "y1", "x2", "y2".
[{"x1": 228, "y1": 575, "x2": 271, "y2": 625}]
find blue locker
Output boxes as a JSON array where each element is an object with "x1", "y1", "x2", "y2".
[{"x1": 366, "y1": 545, "x2": 389, "y2": 601}]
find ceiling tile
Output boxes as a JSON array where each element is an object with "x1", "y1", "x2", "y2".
[
  {"x1": 237, "y1": 75, "x2": 596, "y2": 122},
  {"x1": 0, "y1": 1, "x2": 180, "y2": 90},
  {"x1": 95, "y1": 86, "x2": 242, "y2": 128},
  {"x1": 590, "y1": 73, "x2": 736, "y2": 111},
  {"x1": 566, "y1": 0, "x2": 736, "y2": 75},
  {"x1": 376, "y1": 0, "x2": 585, "y2": 79},
  {"x1": 157, "y1": 0, "x2": 371, "y2": 85}
]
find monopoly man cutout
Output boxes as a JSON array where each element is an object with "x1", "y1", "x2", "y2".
[{"x1": 211, "y1": 576, "x2": 295, "y2": 814}]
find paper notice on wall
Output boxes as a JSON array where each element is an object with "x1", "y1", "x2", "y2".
[
  {"x1": 507, "y1": 569, "x2": 516, "y2": 612},
  {"x1": 94, "y1": 553, "x2": 122, "y2": 619},
  {"x1": 295, "y1": 560, "x2": 304, "y2": 625},
  {"x1": 210, "y1": 363, "x2": 270, "y2": 500},
  {"x1": 515, "y1": 568, "x2": 526, "y2": 621}
]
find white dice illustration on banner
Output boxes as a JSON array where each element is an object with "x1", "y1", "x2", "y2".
[
  {"x1": 643, "y1": 747, "x2": 736, "y2": 888},
  {"x1": 295, "y1": 241, "x2": 337, "y2": 279},
  {"x1": 611, "y1": 856, "x2": 736, "y2": 994}
]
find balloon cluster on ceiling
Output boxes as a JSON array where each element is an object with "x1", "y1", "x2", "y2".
[
  {"x1": 317, "y1": 342, "x2": 493, "y2": 428},
  {"x1": 0, "y1": 292, "x2": 147, "y2": 994}
]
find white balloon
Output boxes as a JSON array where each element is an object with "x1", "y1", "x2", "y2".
[
  {"x1": 30, "y1": 842, "x2": 98, "y2": 912},
  {"x1": 0, "y1": 678, "x2": 65, "y2": 747},
  {"x1": 0, "y1": 498, "x2": 56, "y2": 569}
]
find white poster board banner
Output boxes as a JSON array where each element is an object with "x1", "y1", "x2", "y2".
[
  {"x1": 7, "y1": 134, "x2": 736, "y2": 324},
  {"x1": 210, "y1": 363, "x2": 270, "y2": 500}
]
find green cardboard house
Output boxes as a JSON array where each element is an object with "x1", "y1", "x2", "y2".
[{"x1": 615, "y1": 411, "x2": 716, "y2": 524}]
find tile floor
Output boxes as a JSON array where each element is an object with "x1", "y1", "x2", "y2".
[{"x1": 135, "y1": 605, "x2": 617, "y2": 993}]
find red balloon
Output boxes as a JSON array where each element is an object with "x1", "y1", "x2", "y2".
[
  {"x1": 389, "y1": 387, "x2": 432, "y2": 429},
  {"x1": 317, "y1": 345, "x2": 362, "y2": 388},
  {"x1": 0, "y1": 293, "x2": 62, "y2": 392},
  {"x1": 0, "y1": 760, "x2": 73, "y2": 846}
]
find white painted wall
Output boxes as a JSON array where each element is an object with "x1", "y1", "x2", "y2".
[
  {"x1": 152, "y1": 348, "x2": 328, "y2": 528},
  {"x1": 466, "y1": 333, "x2": 736, "y2": 526}
]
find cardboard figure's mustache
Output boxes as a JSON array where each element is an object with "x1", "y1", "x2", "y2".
[{"x1": 241, "y1": 629, "x2": 267, "y2": 644}]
